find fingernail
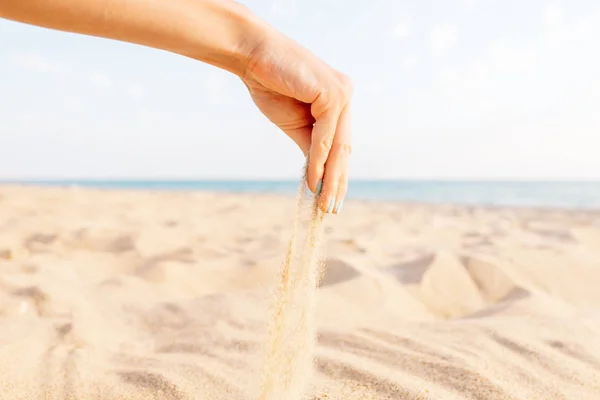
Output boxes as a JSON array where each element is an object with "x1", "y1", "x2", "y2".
[
  {"x1": 327, "y1": 197, "x2": 336, "y2": 213},
  {"x1": 336, "y1": 199, "x2": 344, "y2": 214},
  {"x1": 316, "y1": 181, "x2": 323, "y2": 196}
]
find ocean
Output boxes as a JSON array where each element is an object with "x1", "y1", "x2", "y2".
[{"x1": 4, "y1": 180, "x2": 600, "y2": 210}]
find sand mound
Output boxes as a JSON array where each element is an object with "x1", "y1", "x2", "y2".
[
  {"x1": 318, "y1": 258, "x2": 360, "y2": 287},
  {"x1": 1, "y1": 185, "x2": 600, "y2": 399}
]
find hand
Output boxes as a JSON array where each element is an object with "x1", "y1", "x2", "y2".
[
  {"x1": 0, "y1": 0, "x2": 352, "y2": 215},
  {"x1": 242, "y1": 31, "x2": 353, "y2": 214}
]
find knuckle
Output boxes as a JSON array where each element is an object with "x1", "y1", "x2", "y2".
[
  {"x1": 334, "y1": 142, "x2": 353, "y2": 155},
  {"x1": 318, "y1": 134, "x2": 334, "y2": 153},
  {"x1": 316, "y1": 73, "x2": 353, "y2": 113},
  {"x1": 337, "y1": 73, "x2": 354, "y2": 97},
  {"x1": 313, "y1": 88, "x2": 334, "y2": 111}
]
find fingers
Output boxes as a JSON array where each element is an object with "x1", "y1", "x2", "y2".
[
  {"x1": 300, "y1": 70, "x2": 352, "y2": 213},
  {"x1": 306, "y1": 109, "x2": 340, "y2": 194},
  {"x1": 316, "y1": 103, "x2": 352, "y2": 214}
]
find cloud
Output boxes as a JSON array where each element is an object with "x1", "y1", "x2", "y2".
[
  {"x1": 487, "y1": 40, "x2": 537, "y2": 73},
  {"x1": 201, "y1": 70, "x2": 236, "y2": 105},
  {"x1": 391, "y1": 23, "x2": 411, "y2": 39},
  {"x1": 463, "y1": 0, "x2": 478, "y2": 10},
  {"x1": 125, "y1": 83, "x2": 144, "y2": 99},
  {"x1": 442, "y1": 37, "x2": 538, "y2": 91},
  {"x1": 89, "y1": 72, "x2": 113, "y2": 89},
  {"x1": 542, "y1": 3, "x2": 595, "y2": 47},
  {"x1": 443, "y1": 59, "x2": 490, "y2": 91},
  {"x1": 62, "y1": 96, "x2": 86, "y2": 114},
  {"x1": 8, "y1": 52, "x2": 72, "y2": 76},
  {"x1": 437, "y1": 38, "x2": 538, "y2": 118},
  {"x1": 543, "y1": 3, "x2": 564, "y2": 26},
  {"x1": 268, "y1": 0, "x2": 297, "y2": 18},
  {"x1": 403, "y1": 56, "x2": 418, "y2": 70},
  {"x1": 364, "y1": 82, "x2": 383, "y2": 95},
  {"x1": 430, "y1": 24, "x2": 458, "y2": 56}
]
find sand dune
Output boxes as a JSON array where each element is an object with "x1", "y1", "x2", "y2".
[{"x1": 1, "y1": 186, "x2": 600, "y2": 399}]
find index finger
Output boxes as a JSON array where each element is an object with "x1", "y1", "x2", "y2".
[
  {"x1": 314, "y1": 103, "x2": 352, "y2": 213},
  {"x1": 306, "y1": 109, "x2": 340, "y2": 195}
]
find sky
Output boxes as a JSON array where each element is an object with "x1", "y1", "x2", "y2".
[{"x1": 1, "y1": 0, "x2": 599, "y2": 180}]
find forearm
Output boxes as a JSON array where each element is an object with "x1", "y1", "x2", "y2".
[{"x1": 0, "y1": 0, "x2": 266, "y2": 76}]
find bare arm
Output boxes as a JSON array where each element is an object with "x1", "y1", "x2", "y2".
[
  {"x1": 0, "y1": 0, "x2": 264, "y2": 76},
  {"x1": 1, "y1": 0, "x2": 353, "y2": 214}
]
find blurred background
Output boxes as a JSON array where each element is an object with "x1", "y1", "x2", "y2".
[{"x1": 1, "y1": 0, "x2": 599, "y2": 207}]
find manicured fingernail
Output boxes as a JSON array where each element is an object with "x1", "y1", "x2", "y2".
[
  {"x1": 327, "y1": 197, "x2": 336, "y2": 213},
  {"x1": 336, "y1": 199, "x2": 344, "y2": 214},
  {"x1": 316, "y1": 180, "x2": 323, "y2": 196}
]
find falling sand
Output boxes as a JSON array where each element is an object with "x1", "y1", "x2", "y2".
[{"x1": 258, "y1": 161, "x2": 325, "y2": 400}]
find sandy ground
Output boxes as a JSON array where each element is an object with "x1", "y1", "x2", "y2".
[{"x1": 1, "y1": 185, "x2": 600, "y2": 399}]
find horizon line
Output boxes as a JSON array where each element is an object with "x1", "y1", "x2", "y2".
[{"x1": 2, "y1": 178, "x2": 600, "y2": 183}]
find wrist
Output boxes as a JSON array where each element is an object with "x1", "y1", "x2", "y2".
[{"x1": 179, "y1": 0, "x2": 271, "y2": 77}]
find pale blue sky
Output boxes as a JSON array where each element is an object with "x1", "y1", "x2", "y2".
[{"x1": 1, "y1": 0, "x2": 599, "y2": 180}]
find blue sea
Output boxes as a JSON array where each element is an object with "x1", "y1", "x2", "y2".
[{"x1": 4, "y1": 180, "x2": 600, "y2": 210}]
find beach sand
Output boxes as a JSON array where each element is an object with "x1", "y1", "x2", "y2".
[{"x1": 1, "y1": 185, "x2": 599, "y2": 399}]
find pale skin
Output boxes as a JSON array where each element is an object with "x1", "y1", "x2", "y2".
[{"x1": 0, "y1": 0, "x2": 353, "y2": 213}]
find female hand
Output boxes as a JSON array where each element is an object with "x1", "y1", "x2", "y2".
[
  {"x1": 242, "y1": 31, "x2": 353, "y2": 214},
  {"x1": 0, "y1": 0, "x2": 352, "y2": 213}
]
